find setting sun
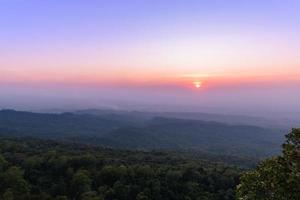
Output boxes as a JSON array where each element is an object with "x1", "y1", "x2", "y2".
[
  {"x1": 193, "y1": 81, "x2": 202, "y2": 88},
  {"x1": 1, "y1": 1, "x2": 300, "y2": 200}
]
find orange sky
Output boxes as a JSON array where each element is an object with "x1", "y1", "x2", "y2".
[{"x1": 1, "y1": 1, "x2": 300, "y2": 91}]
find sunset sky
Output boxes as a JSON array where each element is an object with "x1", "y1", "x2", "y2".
[{"x1": 1, "y1": 0, "x2": 300, "y2": 113}]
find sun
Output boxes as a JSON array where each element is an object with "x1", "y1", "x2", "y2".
[{"x1": 193, "y1": 81, "x2": 202, "y2": 88}]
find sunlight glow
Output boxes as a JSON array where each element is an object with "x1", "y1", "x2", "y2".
[{"x1": 193, "y1": 81, "x2": 202, "y2": 88}]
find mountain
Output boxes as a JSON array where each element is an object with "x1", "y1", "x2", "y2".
[
  {"x1": 0, "y1": 109, "x2": 284, "y2": 157},
  {"x1": 99, "y1": 117, "x2": 282, "y2": 157},
  {"x1": 75, "y1": 109, "x2": 298, "y2": 130}
]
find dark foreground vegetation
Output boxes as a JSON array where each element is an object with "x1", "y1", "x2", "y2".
[
  {"x1": 0, "y1": 138, "x2": 240, "y2": 200},
  {"x1": 237, "y1": 128, "x2": 300, "y2": 199}
]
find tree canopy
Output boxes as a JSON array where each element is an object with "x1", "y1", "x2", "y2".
[
  {"x1": 0, "y1": 138, "x2": 240, "y2": 200},
  {"x1": 237, "y1": 128, "x2": 300, "y2": 200}
]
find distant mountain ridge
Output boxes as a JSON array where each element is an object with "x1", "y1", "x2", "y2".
[
  {"x1": 0, "y1": 109, "x2": 284, "y2": 157},
  {"x1": 75, "y1": 109, "x2": 296, "y2": 130}
]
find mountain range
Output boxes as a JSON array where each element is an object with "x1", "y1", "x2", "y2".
[{"x1": 0, "y1": 109, "x2": 285, "y2": 158}]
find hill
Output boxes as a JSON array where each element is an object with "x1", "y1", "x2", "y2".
[
  {"x1": 0, "y1": 110, "x2": 283, "y2": 157},
  {"x1": 0, "y1": 137, "x2": 242, "y2": 200}
]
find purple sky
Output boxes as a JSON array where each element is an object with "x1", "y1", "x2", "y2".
[{"x1": 1, "y1": 0, "x2": 300, "y2": 116}]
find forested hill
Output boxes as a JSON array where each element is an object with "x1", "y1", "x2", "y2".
[
  {"x1": 0, "y1": 109, "x2": 283, "y2": 158},
  {"x1": 0, "y1": 137, "x2": 241, "y2": 200}
]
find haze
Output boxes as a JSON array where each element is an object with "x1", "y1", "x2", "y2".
[{"x1": 1, "y1": 0, "x2": 300, "y2": 119}]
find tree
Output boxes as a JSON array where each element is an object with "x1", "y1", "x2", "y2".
[
  {"x1": 3, "y1": 166, "x2": 29, "y2": 196},
  {"x1": 237, "y1": 128, "x2": 300, "y2": 200},
  {"x1": 71, "y1": 170, "x2": 92, "y2": 199},
  {"x1": 81, "y1": 191, "x2": 103, "y2": 200},
  {"x1": 136, "y1": 192, "x2": 150, "y2": 200},
  {"x1": 0, "y1": 154, "x2": 8, "y2": 172},
  {"x1": 0, "y1": 137, "x2": 241, "y2": 200},
  {"x1": 56, "y1": 196, "x2": 68, "y2": 200},
  {"x1": 2, "y1": 189, "x2": 14, "y2": 200}
]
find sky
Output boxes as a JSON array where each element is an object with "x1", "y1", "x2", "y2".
[{"x1": 1, "y1": 0, "x2": 300, "y2": 115}]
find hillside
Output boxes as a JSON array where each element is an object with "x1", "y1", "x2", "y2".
[
  {"x1": 0, "y1": 137, "x2": 241, "y2": 200},
  {"x1": 100, "y1": 117, "x2": 282, "y2": 157},
  {"x1": 76, "y1": 109, "x2": 296, "y2": 130},
  {"x1": 0, "y1": 110, "x2": 283, "y2": 157}
]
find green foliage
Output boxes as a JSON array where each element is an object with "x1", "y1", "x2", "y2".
[
  {"x1": 0, "y1": 154, "x2": 8, "y2": 172},
  {"x1": 136, "y1": 192, "x2": 150, "y2": 200},
  {"x1": 56, "y1": 196, "x2": 68, "y2": 200},
  {"x1": 71, "y1": 170, "x2": 92, "y2": 198},
  {"x1": 2, "y1": 189, "x2": 14, "y2": 200},
  {"x1": 2, "y1": 166, "x2": 29, "y2": 198},
  {"x1": 237, "y1": 128, "x2": 300, "y2": 200},
  {"x1": 0, "y1": 138, "x2": 240, "y2": 200}
]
